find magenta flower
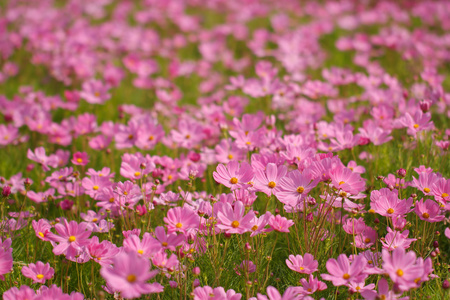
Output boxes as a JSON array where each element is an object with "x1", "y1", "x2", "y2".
[
  {"x1": 193, "y1": 286, "x2": 242, "y2": 300},
  {"x1": 100, "y1": 251, "x2": 163, "y2": 299},
  {"x1": 80, "y1": 79, "x2": 111, "y2": 104},
  {"x1": 123, "y1": 232, "x2": 161, "y2": 259},
  {"x1": 213, "y1": 161, "x2": 254, "y2": 190},
  {"x1": 3, "y1": 285, "x2": 36, "y2": 299},
  {"x1": 49, "y1": 219, "x2": 92, "y2": 259},
  {"x1": 360, "y1": 278, "x2": 406, "y2": 300},
  {"x1": 71, "y1": 152, "x2": 89, "y2": 166},
  {"x1": 0, "y1": 238, "x2": 12, "y2": 280},
  {"x1": 21, "y1": 261, "x2": 54, "y2": 284},
  {"x1": 370, "y1": 189, "x2": 413, "y2": 218},
  {"x1": 286, "y1": 253, "x2": 318, "y2": 274},
  {"x1": 432, "y1": 178, "x2": 450, "y2": 203},
  {"x1": 269, "y1": 214, "x2": 294, "y2": 233},
  {"x1": 321, "y1": 254, "x2": 367, "y2": 286},
  {"x1": 253, "y1": 163, "x2": 287, "y2": 196},
  {"x1": 87, "y1": 236, "x2": 121, "y2": 266},
  {"x1": 254, "y1": 286, "x2": 304, "y2": 300},
  {"x1": 277, "y1": 170, "x2": 319, "y2": 206},
  {"x1": 216, "y1": 201, "x2": 255, "y2": 234},
  {"x1": 153, "y1": 226, "x2": 185, "y2": 251},
  {"x1": 381, "y1": 228, "x2": 417, "y2": 251},
  {"x1": 32, "y1": 219, "x2": 53, "y2": 241},
  {"x1": 164, "y1": 206, "x2": 200, "y2": 234},
  {"x1": 382, "y1": 247, "x2": 426, "y2": 291},
  {"x1": 27, "y1": 147, "x2": 57, "y2": 172},
  {"x1": 330, "y1": 166, "x2": 366, "y2": 196},
  {"x1": 300, "y1": 275, "x2": 327, "y2": 295},
  {"x1": 414, "y1": 198, "x2": 444, "y2": 222}
]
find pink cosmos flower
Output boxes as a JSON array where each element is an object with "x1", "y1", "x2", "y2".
[
  {"x1": 213, "y1": 161, "x2": 254, "y2": 190},
  {"x1": 3, "y1": 285, "x2": 36, "y2": 300},
  {"x1": 382, "y1": 247, "x2": 427, "y2": 291},
  {"x1": 32, "y1": 219, "x2": 53, "y2": 241},
  {"x1": 49, "y1": 219, "x2": 92, "y2": 259},
  {"x1": 286, "y1": 253, "x2": 318, "y2": 274},
  {"x1": 80, "y1": 79, "x2": 111, "y2": 104},
  {"x1": 431, "y1": 178, "x2": 450, "y2": 203},
  {"x1": 21, "y1": 261, "x2": 54, "y2": 284},
  {"x1": 87, "y1": 236, "x2": 121, "y2": 266},
  {"x1": 277, "y1": 170, "x2": 319, "y2": 206},
  {"x1": 269, "y1": 214, "x2": 294, "y2": 233},
  {"x1": 216, "y1": 201, "x2": 255, "y2": 234},
  {"x1": 300, "y1": 275, "x2": 327, "y2": 295},
  {"x1": 71, "y1": 152, "x2": 89, "y2": 166},
  {"x1": 253, "y1": 163, "x2": 287, "y2": 196},
  {"x1": 330, "y1": 166, "x2": 366, "y2": 196},
  {"x1": 27, "y1": 147, "x2": 57, "y2": 172},
  {"x1": 123, "y1": 232, "x2": 161, "y2": 259},
  {"x1": 414, "y1": 198, "x2": 444, "y2": 222},
  {"x1": 164, "y1": 206, "x2": 200, "y2": 234},
  {"x1": 249, "y1": 211, "x2": 273, "y2": 237},
  {"x1": 360, "y1": 278, "x2": 407, "y2": 300},
  {"x1": 321, "y1": 254, "x2": 367, "y2": 286},
  {"x1": 381, "y1": 228, "x2": 417, "y2": 251},
  {"x1": 412, "y1": 172, "x2": 441, "y2": 196},
  {"x1": 0, "y1": 238, "x2": 12, "y2": 280},
  {"x1": 153, "y1": 226, "x2": 185, "y2": 251},
  {"x1": 251, "y1": 286, "x2": 304, "y2": 300},
  {"x1": 370, "y1": 189, "x2": 413, "y2": 218},
  {"x1": 193, "y1": 286, "x2": 242, "y2": 300},
  {"x1": 100, "y1": 251, "x2": 163, "y2": 299}
]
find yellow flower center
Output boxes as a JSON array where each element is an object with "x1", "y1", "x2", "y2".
[
  {"x1": 251, "y1": 225, "x2": 258, "y2": 231},
  {"x1": 227, "y1": 154, "x2": 233, "y2": 159},
  {"x1": 137, "y1": 250, "x2": 144, "y2": 255},
  {"x1": 246, "y1": 141, "x2": 251, "y2": 145},
  {"x1": 442, "y1": 193, "x2": 448, "y2": 198},
  {"x1": 422, "y1": 212, "x2": 430, "y2": 219},
  {"x1": 168, "y1": 175, "x2": 173, "y2": 180},
  {"x1": 176, "y1": 223, "x2": 183, "y2": 228},
  {"x1": 299, "y1": 267, "x2": 304, "y2": 270},
  {"x1": 162, "y1": 242, "x2": 168, "y2": 247},
  {"x1": 424, "y1": 187, "x2": 430, "y2": 193},
  {"x1": 148, "y1": 135, "x2": 154, "y2": 141},
  {"x1": 92, "y1": 218, "x2": 98, "y2": 222},
  {"x1": 297, "y1": 186, "x2": 305, "y2": 194},
  {"x1": 231, "y1": 220, "x2": 240, "y2": 228},
  {"x1": 413, "y1": 124, "x2": 419, "y2": 129},
  {"x1": 414, "y1": 277, "x2": 421, "y2": 284},
  {"x1": 339, "y1": 181, "x2": 345, "y2": 185},
  {"x1": 128, "y1": 134, "x2": 134, "y2": 140},
  {"x1": 134, "y1": 172, "x2": 141, "y2": 177},
  {"x1": 356, "y1": 286, "x2": 361, "y2": 291},
  {"x1": 93, "y1": 185, "x2": 99, "y2": 190},
  {"x1": 365, "y1": 238, "x2": 371, "y2": 243},
  {"x1": 38, "y1": 232, "x2": 44, "y2": 238},
  {"x1": 230, "y1": 177, "x2": 238, "y2": 184},
  {"x1": 339, "y1": 191, "x2": 347, "y2": 197},
  {"x1": 268, "y1": 181, "x2": 276, "y2": 188},
  {"x1": 36, "y1": 274, "x2": 44, "y2": 279},
  {"x1": 124, "y1": 191, "x2": 128, "y2": 195},
  {"x1": 368, "y1": 260, "x2": 373, "y2": 264},
  {"x1": 387, "y1": 208, "x2": 394, "y2": 214},
  {"x1": 343, "y1": 273, "x2": 350, "y2": 280},
  {"x1": 76, "y1": 158, "x2": 82, "y2": 163},
  {"x1": 68, "y1": 236, "x2": 76, "y2": 242},
  {"x1": 127, "y1": 274, "x2": 137, "y2": 283},
  {"x1": 368, "y1": 209, "x2": 375, "y2": 214},
  {"x1": 396, "y1": 269, "x2": 404, "y2": 276},
  {"x1": 109, "y1": 197, "x2": 114, "y2": 203}
]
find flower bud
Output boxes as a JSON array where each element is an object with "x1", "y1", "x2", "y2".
[
  {"x1": 443, "y1": 279, "x2": 450, "y2": 290},
  {"x1": 2, "y1": 186, "x2": 11, "y2": 198},
  {"x1": 192, "y1": 267, "x2": 200, "y2": 276},
  {"x1": 397, "y1": 168, "x2": 406, "y2": 178},
  {"x1": 193, "y1": 279, "x2": 200, "y2": 288}
]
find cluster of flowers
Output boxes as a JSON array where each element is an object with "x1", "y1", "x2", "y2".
[{"x1": 0, "y1": 0, "x2": 449, "y2": 299}]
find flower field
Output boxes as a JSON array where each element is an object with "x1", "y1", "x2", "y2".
[{"x1": 0, "y1": 0, "x2": 450, "y2": 299}]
